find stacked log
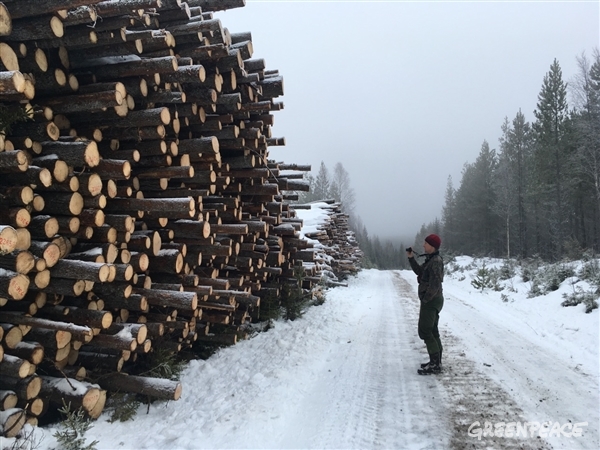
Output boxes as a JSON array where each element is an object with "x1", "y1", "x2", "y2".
[
  {"x1": 0, "y1": 0, "x2": 360, "y2": 436},
  {"x1": 295, "y1": 200, "x2": 363, "y2": 282}
]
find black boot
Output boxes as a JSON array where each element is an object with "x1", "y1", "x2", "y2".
[
  {"x1": 420, "y1": 350, "x2": 442, "y2": 368},
  {"x1": 418, "y1": 352, "x2": 441, "y2": 375}
]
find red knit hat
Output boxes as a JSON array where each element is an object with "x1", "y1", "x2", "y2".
[{"x1": 425, "y1": 234, "x2": 441, "y2": 249}]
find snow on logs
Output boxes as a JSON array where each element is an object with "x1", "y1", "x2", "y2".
[
  {"x1": 0, "y1": 0, "x2": 358, "y2": 436},
  {"x1": 295, "y1": 200, "x2": 363, "y2": 282}
]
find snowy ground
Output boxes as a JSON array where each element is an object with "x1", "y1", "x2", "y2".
[{"x1": 6, "y1": 260, "x2": 598, "y2": 450}]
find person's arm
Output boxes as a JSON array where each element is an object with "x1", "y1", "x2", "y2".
[{"x1": 408, "y1": 253, "x2": 422, "y2": 276}]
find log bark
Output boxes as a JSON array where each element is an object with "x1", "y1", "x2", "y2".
[
  {"x1": 168, "y1": 219, "x2": 211, "y2": 239},
  {"x1": 98, "y1": 292, "x2": 148, "y2": 312},
  {"x1": 161, "y1": 65, "x2": 206, "y2": 84},
  {"x1": 0, "y1": 150, "x2": 28, "y2": 171},
  {"x1": 27, "y1": 215, "x2": 59, "y2": 239},
  {"x1": 0, "y1": 375, "x2": 41, "y2": 401},
  {"x1": 31, "y1": 155, "x2": 69, "y2": 183},
  {"x1": 37, "y1": 192, "x2": 84, "y2": 216},
  {"x1": 0, "y1": 70, "x2": 25, "y2": 95},
  {"x1": 0, "y1": 312, "x2": 93, "y2": 341},
  {"x1": 94, "y1": 0, "x2": 162, "y2": 18},
  {"x1": 38, "y1": 305, "x2": 112, "y2": 330},
  {"x1": 191, "y1": 0, "x2": 246, "y2": 12},
  {"x1": 40, "y1": 140, "x2": 100, "y2": 168},
  {"x1": 9, "y1": 120, "x2": 60, "y2": 142},
  {"x1": 76, "y1": 351, "x2": 123, "y2": 372},
  {"x1": 39, "y1": 90, "x2": 123, "y2": 114},
  {"x1": 50, "y1": 260, "x2": 111, "y2": 283},
  {"x1": 42, "y1": 278, "x2": 87, "y2": 300},
  {"x1": 0, "y1": 269, "x2": 29, "y2": 300},
  {"x1": 177, "y1": 136, "x2": 219, "y2": 156},
  {"x1": 89, "y1": 333, "x2": 136, "y2": 351},
  {"x1": 0, "y1": 354, "x2": 31, "y2": 379},
  {"x1": 92, "y1": 56, "x2": 178, "y2": 81},
  {"x1": 3, "y1": 15, "x2": 63, "y2": 41},
  {"x1": 97, "y1": 373, "x2": 182, "y2": 400},
  {"x1": 4, "y1": 0, "x2": 101, "y2": 20},
  {"x1": 0, "y1": 251, "x2": 35, "y2": 275},
  {"x1": 92, "y1": 281, "x2": 132, "y2": 300},
  {"x1": 104, "y1": 197, "x2": 195, "y2": 215},
  {"x1": 39, "y1": 376, "x2": 100, "y2": 415},
  {"x1": 0, "y1": 166, "x2": 52, "y2": 188},
  {"x1": 0, "y1": 186, "x2": 34, "y2": 207},
  {"x1": 0, "y1": 207, "x2": 30, "y2": 229},
  {"x1": 134, "y1": 165, "x2": 193, "y2": 179},
  {"x1": 148, "y1": 249, "x2": 184, "y2": 274},
  {"x1": 28, "y1": 241, "x2": 60, "y2": 268},
  {"x1": 132, "y1": 288, "x2": 198, "y2": 311},
  {"x1": 23, "y1": 327, "x2": 71, "y2": 349}
]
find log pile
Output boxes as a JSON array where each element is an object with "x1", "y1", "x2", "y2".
[
  {"x1": 294, "y1": 200, "x2": 363, "y2": 283},
  {"x1": 0, "y1": 0, "x2": 355, "y2": 436}
]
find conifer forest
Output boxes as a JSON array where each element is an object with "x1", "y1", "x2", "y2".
[
  {"x1": 440, "y1": 54, "x2": 600, "y2": 261},
  {"x1": 339, "y1": 53, "x2": 600, "y2": 267}
]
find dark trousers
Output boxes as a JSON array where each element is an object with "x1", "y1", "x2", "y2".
[{"x1": 418, "y1": 296, "x2": 443, "y2": 355}]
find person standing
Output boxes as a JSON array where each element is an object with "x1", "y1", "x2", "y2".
[{"x1": 406, "y1": 234, "x2": 444, "y2": 375}]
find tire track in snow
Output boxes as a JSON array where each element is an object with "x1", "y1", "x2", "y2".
[
  {"x1": 277, "y1": 270, "x2": 451, "y2": 449},
  {"x1": 439, "y1": 286, "x2": 598, "y2": 450}
]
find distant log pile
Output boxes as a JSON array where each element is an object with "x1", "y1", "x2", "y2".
[
  {"x1": 294, "y1": 200, "x2": 363, "y2": 283},
  {"x1": 0, "y1": 0, "x2": 362, "y2": 437}
]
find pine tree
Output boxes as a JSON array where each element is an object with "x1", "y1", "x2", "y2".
[{"x1": 532, "y1": 59, "x2": 572, "y2": 258}]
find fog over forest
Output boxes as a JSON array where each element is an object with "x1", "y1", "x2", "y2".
[{"x1": 223, "y1": 1, "x2": 599, "y2": 242}]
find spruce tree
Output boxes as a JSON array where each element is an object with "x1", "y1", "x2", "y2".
[
  {"x1": 496, "y1": 111, "x2": 533, "y2": 257},
  {"x1": 453, "y1": 141, "x2": 499, "y2": 255},
  {"x1": 313, "y1": 161, "x2": 331, "y2": 201}
]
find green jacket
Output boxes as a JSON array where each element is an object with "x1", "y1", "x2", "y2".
[{"x1": 409, "y1": 251, "x2": 444, "y2": 303}]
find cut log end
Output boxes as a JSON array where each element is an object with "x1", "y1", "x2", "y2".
[
  {"x1": 0, "y1": 408, "x2": 26, "y2": 438},
  {"x1": 0, "y1": 4, "x2": 12, "y2": 36},
  {"x1": 0, "y1": 226, "x2": 18, "y2": 254}
]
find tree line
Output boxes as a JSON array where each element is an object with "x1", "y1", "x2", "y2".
[
  {"x1": 429, "y1": 51, "x2": 600, "y2": 261},
  {"x1": 298, "y1": 51, "x2": 599, "y2": 268}
]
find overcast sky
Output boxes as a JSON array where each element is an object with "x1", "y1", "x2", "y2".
[{"x1": 219, "y1": 1, "x2": 599, "y2": 241}]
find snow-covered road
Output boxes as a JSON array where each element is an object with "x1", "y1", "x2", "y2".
[
  {"x1": 276, "y1": 271, "x2": 447, "y2": 449},
  {"x1": 15, "y1": 268, "x2": 599, "y2": 450}
]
